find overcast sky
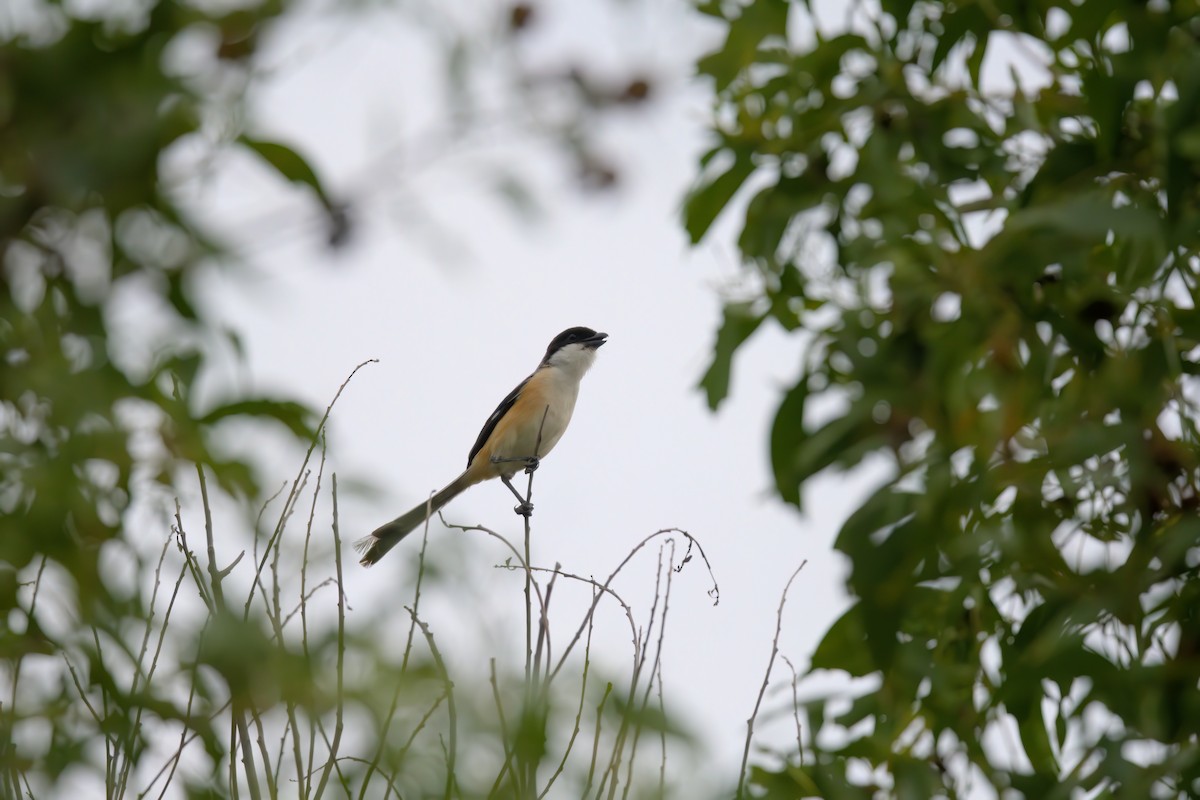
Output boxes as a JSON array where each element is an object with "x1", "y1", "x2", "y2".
[{"x1": 179, "y1": 0, "x2": 887, "y2": 791}]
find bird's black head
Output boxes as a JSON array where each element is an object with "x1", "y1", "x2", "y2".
[{"x1": 542, "y1": 327, "x2": 607, "y2": 362}]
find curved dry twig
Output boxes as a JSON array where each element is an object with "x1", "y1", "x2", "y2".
[
  {"x1": 312, "y1": 474, "x2": 347, "y2": 800},
  {"x1": 620, "y1": 540, "x2": 678, "y2": 800},
  {"x1": 306, "y1": 756, "x2": 405, "y2": 797},
  {"x1": 245, "y1": 358, "x2": 378, "y2": 618},
  {"x1": 780, "y1": 654, "x2": 804, "y2": 762},
  {"x1": 404, "y1": 606, "x2": 457, "y2": 800},
  {"x1": 524, "y1": 405, "x2": 551, "y2": 687},
  {"x1": 737, "y1": 560, "x2": 807, "y2": 800},
  {"x1": 487, "y1": 659, "x2": 519, "y2": 797},
  {"x1": 538, "y1": 584, "x2": 599, "y2": 800},
  {"x1": 520, "y1": 565, "x2": 639, "y2": 674},
  {"x1": 550, "y1": 528, "x2": 719, "y2": 683},
  {"x1": 403, "y1": 492, "x2": 438, "y2": 672},
  {"x1": 438, "y1": 514, "x2": 550, "y2": 633}
]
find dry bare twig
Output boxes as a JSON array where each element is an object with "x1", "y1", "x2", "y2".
[
  {"x1": 737, "y1": 560, "x2": 808, "y2": 800},
  {"x1": 404, "y1": 607, "x2": 458, "y2": 800},
  {"x1": 550, "y1": 528, "x2": 719, "y2": 683},
  {"x1": 312, "y1": 473, "x2": 347, "y2": 800}
]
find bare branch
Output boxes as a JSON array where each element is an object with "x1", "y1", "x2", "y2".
[
  {"x1": 313, "y1": 474, "x2": 347, "y2": 800},
  {"x1": 405, "y1": 607, "x2": 457, "y2": 800},
  {"x1": 737, "y1": 561, "x2": 807, "y2": 800},
  {"x1": 245, "y1": 358, "x2": 377, "y2": 619},
  {"x1": 551, "y1": 528, "x2": 718, "y2": 682},
  {"x1": 780, "y1": 655, "x2": 804, "y2": 763},
  {"x1": 538, "y1": 583, "x2": 598, "y2": 799}
]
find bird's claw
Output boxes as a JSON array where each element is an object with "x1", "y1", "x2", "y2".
[
  {"x1": 514, "y1": 501, "x2": 534, "y2": 518},
  {"x1": 523, "y1": 456, "x2": 540, "y2": 474}
]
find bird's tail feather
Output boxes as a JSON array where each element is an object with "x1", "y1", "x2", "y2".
[{"x1": 355, "y1": 473, "x2": 472, "y2": 567}]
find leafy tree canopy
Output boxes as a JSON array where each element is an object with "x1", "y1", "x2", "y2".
[{"x1": 689, "y1": 0, "x2": 1200, "y2": 796}]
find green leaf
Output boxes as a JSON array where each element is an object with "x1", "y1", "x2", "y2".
[
  {"x1": 513, "y1": 702, "x2": 548, "y2": 765},
  {"x1": 693, "y1": 0, "x2": 726, "y2": 19},
  {"x1": 930, "y1": 6, "x2": 988, "y2": 76},
  {"x1": 1017, "y1": 704, "x2": 1061, "y2": 777},
  {"x1": 683, "y1": 149, "x2": 757, "y2": 243},
  {"x1": 1005, "y1": 191, "x2": 1161, "y2": 245},
  {"x1": 783, "y1": 399, "x2": 881, "y2": 486},
  {"x1": 185, "y1": 780, "x2": 224, "y2": 800},
  {"x1": 196, "y1": 612, "x2": 275, "y2": 699},
  {"x1": 770, "y1": 375, "x2": 808, "y2": 507},
  {"x1": 698, "y1": 302, "x2": 766, "y2": 409},
  {"x1": 966, "y1": 30, "x2": 988, "y2": 87},
  {"x1": 608, "y1": 692, "x2": 693, "y2": 741},
  {"x1": 199, "y1": 398, "x2": 319, "y2": 441},
  {"x1": 893, "y1": 756, "x2": 941, "y2": 798},
  {"x1": 161, "y1": 352, "x2": 204, "y2": 391},
  {"x1": 1019, "y1": 141, "x2": 1097, "y2": 205},
  {"x1": 695, "y1": 0, "x2": 789, "y2": 90},
  {"x1": 238, "y1": 135, "x2": 332, "y2": 208},
  {"x1": 166, "y1": 270, "x2": 198, "y2": 320},
  {"x1": 1062, "y1": 0, "x2": 1122, "y2": 46},
  {"x1": 209, "y1": 458, "x2": 259, "y2": 499},
  {"x1": 833, "y1": 490, "x2": 925, "y2": 670},
  {"x1": 879, "y1": 0, "x2": 917, "y2": 23},
  {"x1": 1082, "y1": 64, "x2": 1137, "y2": 160},
  {"x1": 738, "y1": 172, "x2": 833, "y2": 263},
  {"x1": 1009, "y1": 771, "x2": 1061, "y2": 798},
  {"x1": 810, "y1": 603, "x2": 874, "y2": 676}
]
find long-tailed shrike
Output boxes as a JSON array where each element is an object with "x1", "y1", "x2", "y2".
[{"x1": 355, "y1": 326, "x2": 607, "y2": 566}]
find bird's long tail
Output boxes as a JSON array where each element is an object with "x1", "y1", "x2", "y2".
[{"x1": 355, "y1": 472, "x2": 473, "y2": 567}]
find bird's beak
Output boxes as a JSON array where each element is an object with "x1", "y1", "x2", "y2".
[{"x1": 584, "y1": 331, "x2": 608, "y2": 349}]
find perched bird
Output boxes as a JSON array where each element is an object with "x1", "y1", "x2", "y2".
[{"x1": 355, "y1": 326, "x2": 607, "y2": 567}]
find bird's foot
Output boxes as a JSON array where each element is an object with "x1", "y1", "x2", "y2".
[
  {"x1": 491, "y1": 454, "x2": 540, "y2": 470},
  {"x1": 514, "y1": 501, "x2": 534, "y2": 518}
]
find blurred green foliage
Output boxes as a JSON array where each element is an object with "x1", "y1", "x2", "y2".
[
  {"x1": 0, "y1": 1, "x2": 679, "y2": 796},
  {"x1": 0, "y1": 2, "x2": 336, "y2": 793},
  {"x1": 0, "y1": 0, "x2": 317, "y2": 640},
  {"x1": 691, "y1": 0, "x2": 1200, "y2": 796}
]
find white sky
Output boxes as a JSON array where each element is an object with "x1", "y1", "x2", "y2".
[{"x1": 180, "y1": 0, "x2": 885, "y2": 792}]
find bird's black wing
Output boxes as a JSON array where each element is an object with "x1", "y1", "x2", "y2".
[{"x1": 466, "y1": 373, "x2": 532, "y2": 466}]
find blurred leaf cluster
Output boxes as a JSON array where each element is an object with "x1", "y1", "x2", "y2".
[
  {"x1": 690, "y1": 0, "x2": 1200, "y2": 796},
  {"x1": 0, "y1": 2, "x2": 335, "y2": 793},
  {"x1": 0, "y1": 0, "x2": 317, "y2": 661}
]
